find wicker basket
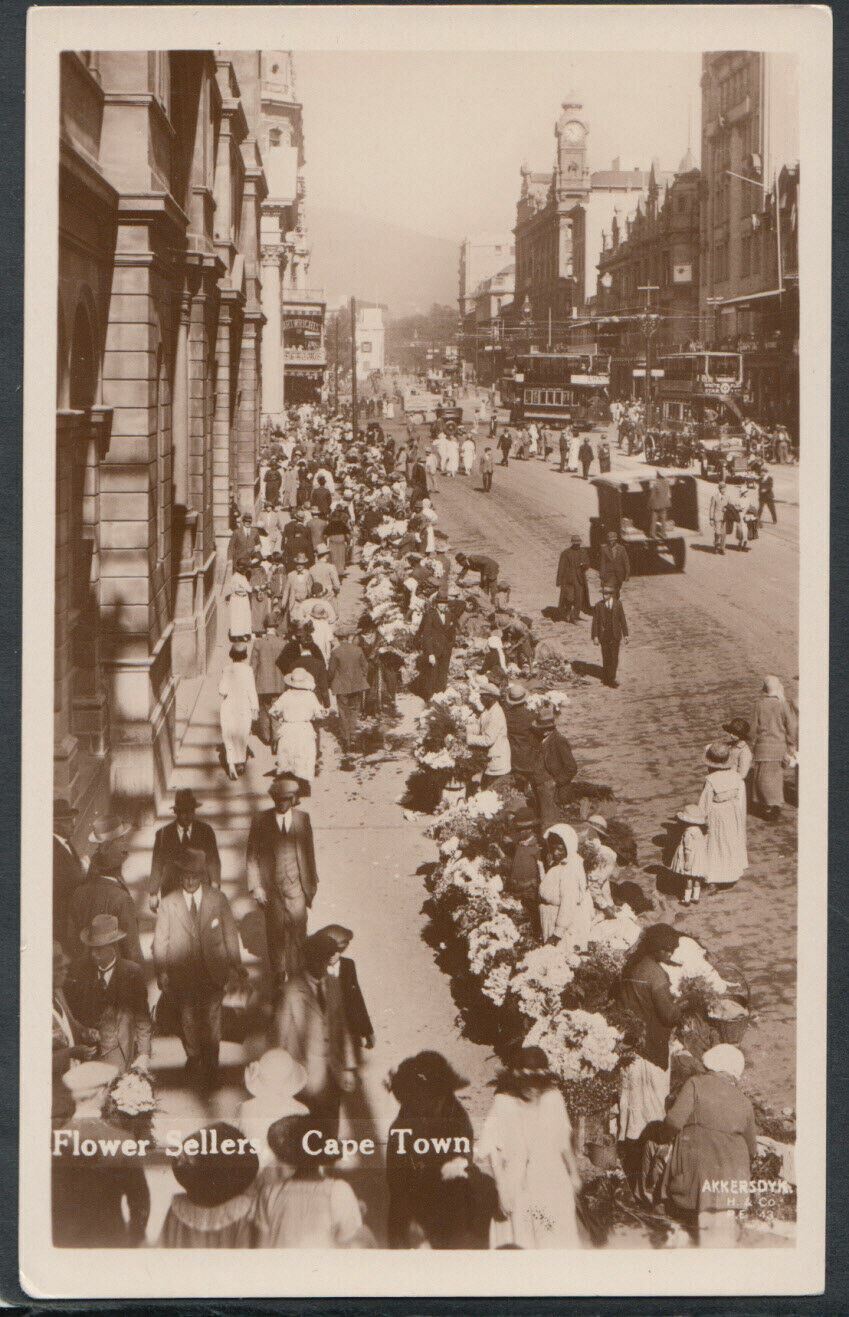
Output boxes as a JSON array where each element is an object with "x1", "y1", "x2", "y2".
[
  {"x1": 709, "y1": 1011, "x2": 749, "y2": 1044},
  {"x1": 586, "y1": 1140, "x2": 619, "y2": 1171}
]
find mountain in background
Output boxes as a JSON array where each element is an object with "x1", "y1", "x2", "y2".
[{"x1": 307, "y1": 206, "x2": 459, "y2": 318}]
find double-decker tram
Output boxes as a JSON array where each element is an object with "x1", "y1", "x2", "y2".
[
  {"x1": 654, "y1": 351, "x2": 744, "y2": 434},
  {"x1": 509, "y1": 352, "x2": 610, "y2": 429}
]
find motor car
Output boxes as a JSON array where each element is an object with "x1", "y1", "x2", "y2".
[{"x1": 589, "y1": 472, "x2": 701, "y2": 573}]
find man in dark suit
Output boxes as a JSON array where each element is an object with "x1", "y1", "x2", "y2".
[
  {"x1": 246, "y1": 776, "x2": 319, "y2": 987},
  {"x1": 327, "y1": 624, "x2": 370, "y2": 756},
  {"x1": 252, "y1": 624, "x2": 288, "y2": 746},
  {"x1": 66, "y1": 914, "x2": 152, "y2": 1072},
  {"x1": 556, "y1": 535, "x2": 591, "y2": 622},
  {"x1": 230, "y1": 511, "x2": 261, "y2": 565},
  {"x1": 67, "y1": 824, "x2": 143, "y2": 964},
  {"x1": 598, "y1": 531, "x2": 631, "y2": 593},
  {"x1": 53, "y1": 798, "x2": 86, "y2": 953},
  {"x1": 416, "y1": 599, "x2": 456, "y2": 698},
  {"x1": 591, "y1": 580, "x2": 630, "y2": 688},
  {"x1": 281, "y1": 510, "x2": 316, "y2": 570},
  {"x1": 148, "y1": 788, "x2": 221, "y2": 911},
  {"x1": 152, "y1": 848, "x2": 242, "y2": 1090},
  {"x1": 531, "y1": 707, "x2": 578, "y2": 825}
]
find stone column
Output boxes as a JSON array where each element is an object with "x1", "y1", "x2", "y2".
[
  {"x1": 260, "y1": 244, "x2": 284, "y2": 426},
  {"x1": 171, "y1": 269, "x2": 200, "y2": 678},
  {"x1": 212, "y1": 292, "x2": 237, "y2": 563},
  {"x1": 54, "y1": 412, "x2": 82, "y2": 800},
  {"x1": 235, "y1": 313, "x2": 261, "y2": 512}
]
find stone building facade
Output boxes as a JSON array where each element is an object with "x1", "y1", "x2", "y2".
[{"x1": 56, "y1": 50, "x2": 267, "y2": 819}]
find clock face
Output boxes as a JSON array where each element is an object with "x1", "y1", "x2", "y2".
[{"x1": 562, "y1": 120, "x2": 584, "y2": 145}]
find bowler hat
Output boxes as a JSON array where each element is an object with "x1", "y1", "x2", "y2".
[
  {"x1": 172, "y1": 788, "x2": 201, "y2": 814},
  {"x1": 174, "y1": 847, "x2": 208, "y2": 875},
  {"x1": 723, "y1": 718, "x2": 750, "y2": 740},
  {"x1": 80, "y1": 913, "x2": 127, "y2": 948},
  {"x1": 269, "y1": 776, "x2": 301, "y2": 803},
  {"x1": 54, "y1": 798, "x2": 78, "y2": 821},
  {"x1": 88, "y1": 815, "x2": 131, "y2": 846}
]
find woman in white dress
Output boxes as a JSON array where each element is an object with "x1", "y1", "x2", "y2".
[
  {"x1": 461, "y1": 435, "x2": 476, "y2": 476},
  {"x1": 476, "y1": 1046, "x2": 581, "y2": 1249},
  {"x1": 538, "y1": 824, "x2": 594, "y2": 952},
  {"x1": 270, "y1": 668, "x2": 324, "y2": 785},
  {"x1": 567, "y1": 429, "x2": 579, "y2": 473},
  {"x1": 445, "y1": 434, "x2": 460, "y2": 477},
  {"x1": 219, "y1": 644, "x2": 259, "y2": 780},
  {"x1": 698, "y1": 742, "x2": 748, "y2": 887},
  {"x1": 226, "y1": 560, "x2": 253, "y2": 642}
]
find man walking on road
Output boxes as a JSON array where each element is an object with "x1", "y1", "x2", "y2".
[
  {"x1": 498, "y1": 429, "x2": 512, "y2": 467},
  {"x1": 148, "y1": 788, "x2": 221, "y2": 910},
  {"x1": 648, "y1": 470, "x2": 671, "y2": 538},
  {"x1": 327, "y1": 623, "x2": 370, "y2": 760},
  {"x1": 480, "y1": 446, "x2": 494, "y2": 492},
  {"x1": 709, "y1": 482, "x2": 730, "y2": 555},
  {"x1": 578, "y1": 436, "x2": 595, "y2": 479},
  {"x1": 591, "y1": 581, "x2": 629, "y2": 688},
  {"x1": 556, "y1": 534, "x2": 591, "y2": 622},
  {"x1": 246, "y1": 777, "x2": 319, "y2": 987},
  {"x1": 598, "y1": 531, "x2": 631, "y2": 594},
  {"x1": 758, "y1": 469, "x2": 778, "y2": 525},
  {"x1": 558, "y1": 427, "x2": 572, "y2": 473}
]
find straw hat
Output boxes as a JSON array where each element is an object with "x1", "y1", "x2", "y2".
[
  {"x1": 704, "y1": 741, "x2": 731, "y2": 766},
  {"x1": 676, "y1": 805, "x2": 706, "y2": 826},
  {"x1": 315, "y1": 543, "x2": 330, "y2": 556},
  {"x1": 284, "y1": 667, "x2": 316, "y2": 691},
  {"x1": 88, "y1": 815, "x2": 130, "y2": 846},
  {"x1": 244, "y1": 1048, "x2": 307, "y2": 1101},
  {"x1": 587, "y1": 814, "x2": 609, "y2": 835},
  {"x1": 505, "y1": 683, "x2": 527, "y2": 706}
]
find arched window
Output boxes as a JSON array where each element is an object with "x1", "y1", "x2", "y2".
[{"x1": 69, "y1": 302, "x2": 97, "y2": 411}]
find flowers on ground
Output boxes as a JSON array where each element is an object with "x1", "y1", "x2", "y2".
[{"x1": 525, "y1": 1009, "x2": 624, "y2": 1083}]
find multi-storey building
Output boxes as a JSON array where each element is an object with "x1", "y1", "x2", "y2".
[
  {"x1": 56, "y1": 49, "x2": 267, "y2": 817},
  {"x1": 458, "y1": 233, "x2": 514, "y2": 318},
  {"x1": 355, "y1": 306, "x2": 385, "y2": 378},
  {"x1": 466, "y1": 263, "x2": 515, "y2": 385},
  {"x1": 507, "y1": 96, "x2": 663, "y2": 343},
  {"x1": 594, "y1": 157, "x2": 701, "y2": 396},
  {"x1": 259, "y1": 52, "x2": 325, "y2": 416},
  {"x1": 699, "y1": 52, "x2": 799, "y2": 430}
]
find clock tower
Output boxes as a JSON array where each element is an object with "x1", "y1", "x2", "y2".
[{"x1": 554, "y1": 93, "x2": 590, "y2": 205}]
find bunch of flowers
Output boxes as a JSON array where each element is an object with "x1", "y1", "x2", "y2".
[
  {"x1": 509, "y1": 943, "x2": 579, "y2": 1021},
  {"x1": 525, "y1": 689, "x2": 570, "y2": 713},
  {"x1": 524, "y1": 1008, "x2": 624, "y2": 1084},
  {"x1": 363, "y1": 575, "x2": 394, "y2": 605},
  {"x1": 467, "y1": 913, "x2": 522, "y2": 976},
  {"x1": 664, "y1": 935, "x2": 730, "y2": 998},
  {"x1": 426, "y1": 790, "x2": 507, "y2": 858},
  {"x1": 585, "y1": 908, "x2": 643, "y2": 953},
  {"x1": 103, "y1": 1065, "x2": 157, "y2": 1136},
  {"x1": 481, "y1": 960, "x2": 514, "y2": 1006}
]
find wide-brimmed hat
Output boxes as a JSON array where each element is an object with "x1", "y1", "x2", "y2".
[
  {"x1": 704, "y1": 741, "x2": 731, "y2": 766},
  {"x1": 88, "y1": 837, "x2": 130, "y2": 875},
  {"x1": 723, "y1": 718, "x2": 750, "y2": 741},
  {"x1": 172, "y1": 788, "x2": 201, "y2": 814},
  {"x1": 80, "y1": 913, "x2": 127, "y2": 948},
  {"x1": 307, "y1": 601, "x2": 334, "y2": 621},
  {"x1": 53, "y1": 798, "x2": 78, "y2": 822},
  {"x1": 511, "y1": 805, "x2": 537, "y2": 831},
  {"x1": 477, "y1": 680, "x2": 501, "y2": 698},
  {"x1": 284, "y1": 667, "x2": 316, "y2": 691},
  {"x1": 676, "y1": 805, "x2": 706, "y2": 826},
  {"x1": 62, "y1": 1060, "x2": 119, "y2": 1100},
  {"x1": 702, "y1": 1044, "x2": 745, "y2": 1080},
  {"x1": 293, "y1": 553, "x2": 309, "y2": 567},
  {"x1": 174, "y1": 847, "x2": 207, "y2": 876},
  {"x1": 88, "y1": 815, "x2": 130, "y2": 846},
  {"x1": 587, "y1": 814, "x2": 609, "y2": 835},
  {"x1": 268, "y1": 776, "x2": 301, "y2": 804},
  {"x1": 244, "y1": 1048, "x2": 307, "y2": 1101},
  {"x1": 315, "y1": 543, "x2": 330, "y2": 556},
  {"x1": 505, "y1": 683, "x2": 527, "y2": 706}
]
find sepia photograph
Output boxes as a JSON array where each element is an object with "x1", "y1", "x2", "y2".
[{"x1": 21, "y1": 3, "x2": 829, "y2": 1300}]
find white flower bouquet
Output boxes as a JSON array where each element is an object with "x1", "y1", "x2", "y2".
[{"x1": 524, "y1": 1008, "x2": 623, "y2": 1083}]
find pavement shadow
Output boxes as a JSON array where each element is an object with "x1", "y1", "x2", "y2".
[{"x1": 571, "y1": 659, "x2": 606, "y2": 683}]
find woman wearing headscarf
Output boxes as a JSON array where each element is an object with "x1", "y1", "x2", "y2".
[
  {"x1": 160, "y1": 1121, "x2": 259, "y2": 1247},
  {"x1": 475, "y1": 1045, "x2": 581, "y2": 1249},
  {"x1": 218, "y1": 643, "x2": 259, "y2": 780},
  {"x1": 664, "y1": 1044, "x2": 758, "y2": 1246},
  {"x1": 538, "y1": 823, "x2": 593, "y2": 952},
  {"x1": 270, "y1": 667, "x2": 324, "y2": 787},
  {"x1": 386, "y1": 1051, "x2": 488, "y2": 1249},
  {"x1": 618, "y1": 924, "x2": 684, "y2": 1157},
  {"x1": 698, "y1": 742, "x2": 748, "y2": 887},
  {"x1": 750, "y1": 675, "x2": 797, "y2": 821}
]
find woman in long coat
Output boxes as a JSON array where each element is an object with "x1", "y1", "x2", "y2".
[
  {"x1": 226, "y1": 560, "x2": 253, "y2": 641},
  {"x1": 219, "y1": 644, "x2": 259, "y2": 780},
  {"x1": 664, "y1": 1044, "x2": 758, "y2": 1246},
  {"x1": 476, "y1": 1046, "x2": 581, "y2": 1250},
  {"x1": 750, "y1": 675, "x2": 797, "y2": 820},
  {"x1": 270, "y1": 668, "x2": 324, "y2": 785},
  {"x1": 698, "y1": 742, "x2": 748, "y2": 887}
]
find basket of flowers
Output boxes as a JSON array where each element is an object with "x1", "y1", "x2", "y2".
[{"x1": 102, "y1": 1064, "x2": 157, "y2": 1139}]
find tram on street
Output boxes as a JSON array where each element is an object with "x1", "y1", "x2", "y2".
[
  {"x1": 501, "y1": 352, "x2": 609, "y2": 430},
  {"x1": 654, "y1": 351, "x2": 745, "y2": 434}
]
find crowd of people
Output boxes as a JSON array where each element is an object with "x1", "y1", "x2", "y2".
[{"x1": 50, "y1": 387, "x2": 796, "y2": 1251}]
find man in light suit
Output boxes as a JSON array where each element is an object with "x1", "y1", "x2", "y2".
[
  {"x1": 591, "y1": 580, "x2": 630, "y2": 688},
  {"x1": 148, "y1": 788, "x2": 221, "y2": 911},
  {"x1": 152, "y1": 848, "x2": 242, "y2": 1090},
  {"x1": 53, "y1": 798, "x2": 86, "y2": 953},
  {"x1": 66, "y1": 914, "x2": 152, "y2": 1073},
  {"x1": 246, "y1": 777, "x2": 319, "y2": 987}
]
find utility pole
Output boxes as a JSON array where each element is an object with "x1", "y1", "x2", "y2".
[
  {"x1": 638, "y1": 283, "x2": 659, "y2": 429},
  {"x1": 547, "y1": 307, "x2": 552, "y2": 351},
  {"x1": 350, "y1": 296, "x2": 358, "y2": 436},
  {"x1": 333, "y1": 313, "x2": 339, "y2": 411}
]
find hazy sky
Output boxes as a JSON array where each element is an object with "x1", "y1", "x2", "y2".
[{"x1": 296, "y1": 50, "x2": 702, "y2": 241}]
